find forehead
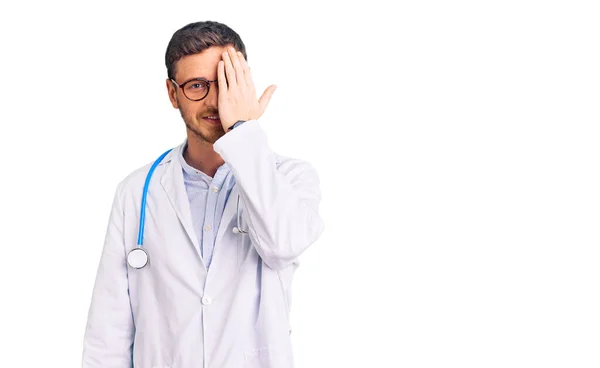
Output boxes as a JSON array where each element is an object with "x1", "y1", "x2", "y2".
[{"x1": 175, "y1": 45, "x2": 229, "y2": 81}]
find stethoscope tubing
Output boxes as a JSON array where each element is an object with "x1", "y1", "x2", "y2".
[
  {"x1": 232, "y1": 194, "x2": 249, "y2": 235},
  {"x1": 137, "y1": 148, "x2": 173, "y2": 246},
  {"x1": 130, "y1": 147, "x2": 248, "y2": 268}
]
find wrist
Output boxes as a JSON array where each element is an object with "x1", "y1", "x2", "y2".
[{"x1": 227, "y1": 120, "x2": 247, "y2": 131}]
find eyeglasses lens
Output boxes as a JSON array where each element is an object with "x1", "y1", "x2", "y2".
[{"x1": 183, "y1": 80, "x2": 210, "y2": 100}]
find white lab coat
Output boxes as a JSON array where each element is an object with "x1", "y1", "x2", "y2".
[{"x1": 82, "y1": 119, "x2": 325, "y2": 368}]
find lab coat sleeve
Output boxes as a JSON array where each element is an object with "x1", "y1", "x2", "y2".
[
  {"x1": 82, "y1": 182, "x2": 134, "y2": 367},
  {"x1": 213, "y1": 119, "x2": 325, "y2": 270}
]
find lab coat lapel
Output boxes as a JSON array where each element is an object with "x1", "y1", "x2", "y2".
[{"x1": 159, "y1": 144, "x2": 204, "y2": 266}]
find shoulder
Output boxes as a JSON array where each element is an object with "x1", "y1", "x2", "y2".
[{"x1": 114, "y1": 145, "x2": 181, "y2": 199}]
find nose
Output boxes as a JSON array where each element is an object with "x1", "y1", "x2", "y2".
[{"x1": 203, "y1": 83, "x2": 219, "y2": 108}]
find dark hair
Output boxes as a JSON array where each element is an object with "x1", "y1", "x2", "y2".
[{"x1": 165, "y1": 21, "x2": 247, "y2": 80}]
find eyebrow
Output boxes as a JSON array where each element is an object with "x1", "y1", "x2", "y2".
[{"x1": 179, "y1": 76, "x2": 208, "y2": 84}]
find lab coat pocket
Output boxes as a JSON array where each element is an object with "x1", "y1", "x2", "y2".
[{"x1": 244, "y1": 344, "x2": 292, "y2": 368}]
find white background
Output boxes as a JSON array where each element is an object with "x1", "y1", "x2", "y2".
[{"x1": 0, "y1": 0, "x2": 599, "y2": 367}]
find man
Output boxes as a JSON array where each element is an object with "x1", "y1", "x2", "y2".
[{"x1": 82, "y1": 21, "x2": 325, "y2": 368}]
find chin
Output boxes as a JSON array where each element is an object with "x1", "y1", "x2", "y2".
[{"x1": 185, "y1": 120, "x2": 224, "y2": 144}]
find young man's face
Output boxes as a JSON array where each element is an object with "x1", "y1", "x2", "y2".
[{"x1": 166, "y1": 45, "x2": 231, "y2": 144}]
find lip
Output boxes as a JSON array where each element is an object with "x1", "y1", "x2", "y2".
[{"x1": 203, "y1": 116, "x2": 221, "y2": 125}]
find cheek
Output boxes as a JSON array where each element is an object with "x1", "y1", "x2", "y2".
[
  {"x1": 179, "y1": 102, "x2": 194, "y2": 118},
  {"x1": 177, "y1": 97, "x2": 208, "y2": 119}
]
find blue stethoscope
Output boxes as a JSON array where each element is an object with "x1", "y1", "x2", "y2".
[{"x1": 127, "y1": 148, "x2": 248, "y2": 269}]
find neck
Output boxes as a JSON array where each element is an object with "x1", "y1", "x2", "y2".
[{"x1": 183, "y1": 132, "x2": 224, "y2": 178}]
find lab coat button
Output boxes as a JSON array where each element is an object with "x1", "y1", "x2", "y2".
[
  {"x1": 211, "y1": 186, "x2": 219, "y2": 192},
  {"x1": 202, "y1": 296, "x2": 213, "y2": 305},
  {"x1": 205, "y1": 224, "x2": 212, "y2": 231}
]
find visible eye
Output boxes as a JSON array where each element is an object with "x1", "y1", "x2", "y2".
[{"x1": 189, "y1": 83, "x2": 207, "y2": 90}]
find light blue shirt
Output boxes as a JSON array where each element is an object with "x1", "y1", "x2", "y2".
[{"x1": 178, "y1": 139, "x2": 236, "y2": 269}]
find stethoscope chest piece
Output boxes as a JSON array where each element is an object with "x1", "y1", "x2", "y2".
[{"x1": 127, "y1": 248, "x2": 149, "y2": 269}]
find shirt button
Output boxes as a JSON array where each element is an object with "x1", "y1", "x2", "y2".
[
  {"x1": 202, "y1": 296, "x2": 213, "y2": 305},
  {"x1": 211, "y1": 186, "x2": 219, "y2": 192},
  {"x1": 204, "y1": 224, "x2": 212, "y2": 231}
]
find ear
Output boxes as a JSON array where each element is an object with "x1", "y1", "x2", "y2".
[{"x1": 166, "y1": 78, "x2": 179, "y2": 109}]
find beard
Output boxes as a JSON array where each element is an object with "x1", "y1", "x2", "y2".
[{"x1": 178, "y1": 104, "x2": 225, "y2": 144}]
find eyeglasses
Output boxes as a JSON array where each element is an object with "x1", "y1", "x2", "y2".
[{"x1": 170, "y1": 77, "x2": 218, "y2": 101}]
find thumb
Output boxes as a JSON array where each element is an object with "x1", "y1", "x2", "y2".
[{"x1": 258, "y1": 85, "x2": 277, "y2": 114}]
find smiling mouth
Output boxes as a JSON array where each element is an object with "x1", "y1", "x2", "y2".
[{"x1": 203, "y1": 115, "x2": 221, "y2": 124}]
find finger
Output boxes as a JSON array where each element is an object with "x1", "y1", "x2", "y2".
[
  {"x1": 228, "y1": 47, "x2": 244, "y2": 86},
  {"x1": 217, "y1": 60, "x2": 227, "y2": 91},
  {"x1": 222, "y1": 50, "x2": 237, "y2": 88},
  {"x1": 258, "y1": 85, "x2": 277, "y2": 114},
  {"x1": 238, "y1": 51, "x2": 253, "y2": 87}
]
